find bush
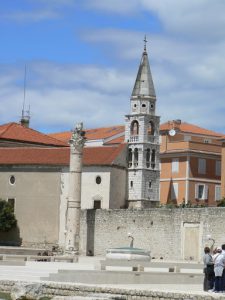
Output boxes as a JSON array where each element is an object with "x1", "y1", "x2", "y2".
[
  {"x1": 217, "y1": 197, "x2": 225, "y2": 207},
  {"x1": 0, "y1": 200, "x2": 17, "y2": 231}
]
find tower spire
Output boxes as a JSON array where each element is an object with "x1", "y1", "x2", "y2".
[{"x1": 131, "y1": 36, "x2": 156, "y2": 98}]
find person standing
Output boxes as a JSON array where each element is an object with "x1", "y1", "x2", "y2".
[
  {"x1": 214, "y1": 247, "x2": 225, "y2": 293},
  {"x1": 203, "y1": 246, "x2": 214, "y2": 291}
]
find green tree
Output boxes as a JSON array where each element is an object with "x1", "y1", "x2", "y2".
[{"x1": 0, "y1": 200, "x2": 17, "y2": 231}]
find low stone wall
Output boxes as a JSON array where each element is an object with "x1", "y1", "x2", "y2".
[
  {"x1": 0, "y1": 280, "x2": 222, "y2": 300},
  {"x1": 80, "y1": 208, "x2": 225, "y2": 260}
]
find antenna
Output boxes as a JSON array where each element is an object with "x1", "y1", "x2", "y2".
[
  {"x1": 22, "y1": 64, "x2": 27, "y2": 118},
  {"x1": 20, "y1": 65, "x2": 30, "y2": 127}
]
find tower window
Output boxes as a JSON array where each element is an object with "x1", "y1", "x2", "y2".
[
  {"x1": 128, "y1": 148, "x2": 132, "y2": 168},
  {"x1": 150, "y1": 103, "x2": 154, "y2": 109},
  {"x1": 134, "y1": 148, "x2": 138, "y2": 167},
  {"x1": 151, "y1": 149, "x2": 156, "y2": 169},
  {"x1": 130, "y1": 181, "x2": 133, "y2": 188},
  {"x1": 148, "y1": 121, "x2": 155, "y2": 136},
  {"x1": 148, "y1": 181, "x2": 152, "y2": 189},
  {"x1": 142, "y1": 104, "x2": 146, "y2": 108},
  {"x1": 130, "y1": 120, "x2": 139, "y2": 135},
  {"x1": 96, "y1": 176, "x2": 102, "y2": 184},
  {"x1": 146, "y1": 148, "x2": 150, "y2": 168}
]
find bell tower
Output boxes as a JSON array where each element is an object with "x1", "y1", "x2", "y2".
[{"x1": 125, "y1": 37, "x2": 160, "y2": 208}]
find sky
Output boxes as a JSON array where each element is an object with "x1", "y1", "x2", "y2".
[{"x1": 1, "y1": 0, "x2": 225, "y2": 134}]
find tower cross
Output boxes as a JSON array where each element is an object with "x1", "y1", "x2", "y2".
[{"x1": 144, "y1": 35, "x2": 148, "y2": 51}]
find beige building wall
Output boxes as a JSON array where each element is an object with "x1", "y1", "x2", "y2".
[
  {"x1": 109, "y1": 168, "x2": 127, "y2": 209},
  {"x1": 81, "y1": 167, "x2": 111, "y2": 209},
  {"x1": 0, "y1": 167, "x2": 61, "y2": 247}
]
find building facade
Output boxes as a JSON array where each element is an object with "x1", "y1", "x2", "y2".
[{"x1": 160, "y1": 120, "x2": 222, "y2": 206}]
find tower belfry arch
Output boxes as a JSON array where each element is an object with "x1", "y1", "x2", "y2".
[{"x1": 125, "y1": 37, "x2": 160, "y2": 208}]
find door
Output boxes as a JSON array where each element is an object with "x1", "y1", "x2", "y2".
[{"x1": 182, "y1": 222, "x2": 200, "y2": 261}]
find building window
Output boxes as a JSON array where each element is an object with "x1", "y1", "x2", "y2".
[
  {"x1": 148, "y1": 181, "x2": 152, "y2": 189},
  {"x1": 130, "y1": 120, "x2": 139, "y2": 136},
  {"x1": 215, "y1": 185, "x2": 221, "y2": 201},
  {"x1": 184, "y1": 135, "x2": 191, "y2": 141},
  {"x1": 151, "y1": 149, "x2": 155, "y2": 169},
  {"x1": 9, "y1": 175, "x2": 15, "y2": 185},
  {"x1": 142, "y1": 103, "x2": 146, "y2": 108},
  {"x1": 93, "y1": 200, "x2": 101, "y2": 209},
  {"x1": 216, "y1": 161, "x2": 221, "y2": 177},
  {"x1": 198, "y1": 158, "x2": 206, "y2": 174},
  {"x1": 147, "y1": 121, "x2": 155, "y2": 136},
  {"x1": 130, "y1": 181, "x2": 133, "y2": 188},
  {"x1": 134, "y1": 148, "x2": 138, "y2": 167},
  {"x1": 204, "y1": 138, "x2": 211, "y2": 144},
  {"x1": 195, "y1": 184, "x2": 208, "y2": 200},
  {"x1": 172, "y1": 158, "x2": 179, "y2": 173},
  {"x1": 146, "y1": 148, "x2": 150, "y2": 168},
  {"x1": 171, "y1": 182, "x2": 178, "y2": 200},
  {"x1": 128, "y1": 148, "x2": 132, "y2": 168},
  {"x1": 8, "y1": 198, "x2": 15, "y2": 212},
  {"x1": 96, "y1": 176, "x2": 101, "y2": 184}
]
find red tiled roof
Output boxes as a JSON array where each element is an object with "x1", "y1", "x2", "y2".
[
  {"x1": 104, "y1": 135, "x2": 125, "y2": 145},
  {"x1": 0, "y1": 144, "x2": 126, "y2": 166},
  {"x1": 49, "y1": 125, "x2": 125, "y2": 143},
  {"x1": 0, "y1": 122, "x2": 68, "y2": 147},
  {"x1": 160, "y1": 121, "x2": 223, "y2": 137}
]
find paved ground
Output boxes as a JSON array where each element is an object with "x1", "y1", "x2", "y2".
[{"x1": 0, "y1": 256, "x2": 206, "y2": 294}]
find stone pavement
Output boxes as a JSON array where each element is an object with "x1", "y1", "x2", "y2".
[{"x1": 0, "y1": 256, "x2": 216, "y2": 296}]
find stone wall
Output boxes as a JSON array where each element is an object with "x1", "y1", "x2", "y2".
[
  {"x1": 80, "y1": 207, "x2": 225, "y2": 260},
  {"x1": 0, "y1": 280, "x2": 221, "y2": 300}
]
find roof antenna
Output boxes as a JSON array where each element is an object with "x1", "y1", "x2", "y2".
[{"x1": 20, "y1": 64, "x2": 30, "y2": 128}]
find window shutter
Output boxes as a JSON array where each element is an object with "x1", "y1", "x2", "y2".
[
  {"x1": 198, "y1": 159, "x2": 206, "y2": 174},
  {"x1": 172, "y1": 158, "x2": 179, "y2": 173},
  {"x1": 215, "y1": 185, "x2": 221, "y2": 201},
  {"x1": 203, "y1": 185, "x2": 208, "y2": 200},
  {"x1": 195, "y1": 184, "x2": 198, "y2": 199}
]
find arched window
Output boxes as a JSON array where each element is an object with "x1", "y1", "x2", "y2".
[
  {"x1": 134, "y1": 148, "x2": 138, "y2": 167},
  {"x1": 130, "y1": 120, "x2": 139, "y2": 136},
  {"x1": 151, "y1": 149, "x2": 156, "y2": 169},
  {"x1": 148, "y1": 121, "x2": 155, "y2": 136},
  {"x1": 128, "y1": 148, "x2": 132, "y2": 168},
  {"x1": 146, "y1": 148, "x2": 150, "y2": 168}
]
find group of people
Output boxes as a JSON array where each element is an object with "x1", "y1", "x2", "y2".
[{"x1": 203, "y1": 244, "x2": 225, "y2": 293}]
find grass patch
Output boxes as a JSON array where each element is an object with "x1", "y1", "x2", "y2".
[{"x1": 0, "y1": 292, "x2": 12, "y2": 300}]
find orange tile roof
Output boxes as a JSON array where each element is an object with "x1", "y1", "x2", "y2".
[
  {"x1": 104, "y1": 135, "x2": 125, "y2": 145},
  {"x1": 0, "y1": 122, "x2": 68, "y2": 147},
  {"x1": 160, "y1": 121, "x2": 223, "y2": 137},
  {"x1": 0, "y1": 144, "x2": 126, "y2": 166},
  {"x1": 49, "y1": 125, "x2": 125, "y2": 143}
]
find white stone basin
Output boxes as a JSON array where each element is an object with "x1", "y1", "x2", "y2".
[{"x1": 106, "y1": 247, "x2": 151, "y2": 261}]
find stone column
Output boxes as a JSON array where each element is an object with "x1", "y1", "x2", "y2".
[{"x1": 65, "y1": 122, "x2": 85, "y2": 255}]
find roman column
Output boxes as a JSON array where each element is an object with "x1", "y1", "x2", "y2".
[{"x1": 65, "y1": 122, "x2": 85, "y2": 256}]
